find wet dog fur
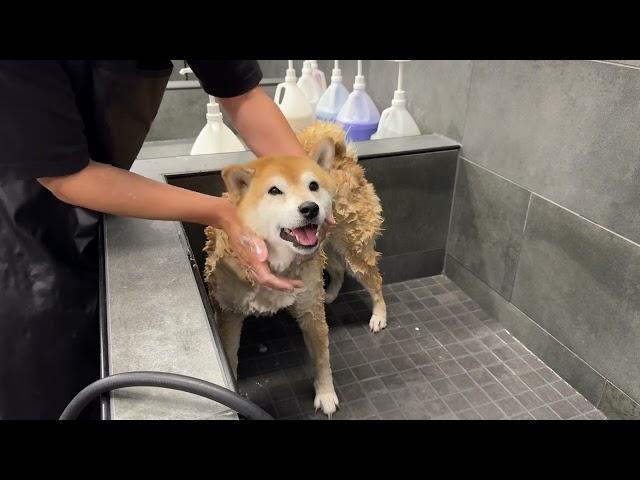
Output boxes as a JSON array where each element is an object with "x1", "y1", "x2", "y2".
[{"x1": 203, "y1": 122, "x2": 385, "y2": 417}]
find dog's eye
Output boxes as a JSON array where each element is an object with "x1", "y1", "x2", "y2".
[
  {"x1": 309, "y1": 181, "x2": 319, "y2": 191},
  {"x1": 268, "y1": 186, "x2": 282, "y2": 195}
]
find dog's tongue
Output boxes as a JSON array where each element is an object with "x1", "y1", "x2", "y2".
[{"x1": 292, "y1": 225, "x2": 317, "y2": 246}]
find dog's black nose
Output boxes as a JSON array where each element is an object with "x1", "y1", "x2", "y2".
[{"x1": 298, "y1": 201, "x2": 319, "y2": 220}]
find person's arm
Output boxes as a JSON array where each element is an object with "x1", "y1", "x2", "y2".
[
  {"x1": 37, "y1": 161, "x2": 303, "y2": 292},
  {"x1": 1, "y1": 61, "x2": 302, "y2": 292},
  {"x1": 186, "y1": 60, "x2": 306, "y2": 157},
  {"x1": 218, "y1": 86, "x2": 307, "y2": 157}
]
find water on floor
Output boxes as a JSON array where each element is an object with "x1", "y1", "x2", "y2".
[{"x1": 235, "y1": 275, "x2": 606, "y2": 420}]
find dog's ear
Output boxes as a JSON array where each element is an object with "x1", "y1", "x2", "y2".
[
  {"x1": 334, "y1": 139, "x2": 347, "y2": 160},
  {"x1": 222, "y1": 165, "x2": 255, "y2": 197},
  {"x1": 311, "y1": 138, "x2": 335, "y2": 171}
]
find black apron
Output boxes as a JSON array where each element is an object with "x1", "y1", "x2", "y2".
[{"x1": 0, "y1": 60, "x2": 171, "y2": 419}]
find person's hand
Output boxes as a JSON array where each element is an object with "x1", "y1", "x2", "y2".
[{"x1": 218, "y1": 199, "x2": 304, "y2": 292}]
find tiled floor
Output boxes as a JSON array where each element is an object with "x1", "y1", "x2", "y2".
[{"x1": 235, "y1": 275, "x2": 606, "y2": 420}]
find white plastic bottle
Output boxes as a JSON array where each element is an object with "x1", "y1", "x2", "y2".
[
  {"x1": 310, "y1": 60, "x2": 327, "y2": 92},
  {"x1": 179, "y1": 67, "x2": 246, "y2": 155},
  {"x1": 274, "y1": 61, "x2": 314, "y2": 132},
  {"x1": 316, "y1": 60, "x2": 350, "y2": 122},
  {"x1": 371, "y1": 60, "x2": 421, "y2": 139},
  {"x1": 296, "y1": 60, "x2": 324, "y2": 113}
]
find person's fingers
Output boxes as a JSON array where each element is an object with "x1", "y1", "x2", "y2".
[
  {"x1": 288, "y1": 278, "x2": 305, "y2": 288},
  {"x1": 262, "y1": 276, "x2": 296, "y2": 292},
  {"x1": 228, "y1": 224, "x2": 307, "y2": 292},
  {"x1": 234, "y1": 243, "x2": 296, "y2": 291},
  {"x1": 239, "y1": 233, "x2": 268, "y2": 262},
  {"x1": 251, "y1": 262, "x2": 304, "y2": 292}
]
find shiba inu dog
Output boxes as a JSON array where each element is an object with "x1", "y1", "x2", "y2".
[{"x1": 203, "y1": 122, "x2": 385, "y2": 417}]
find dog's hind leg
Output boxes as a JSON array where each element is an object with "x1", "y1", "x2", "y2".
[
  {"x1": 215, "y1": 307, "x2": 246, "y2": 379},
  {"x1": 289, "y1": 301, "x2": 339, "y2": 417},
  {"x1": 345, "y1": 249, "x2": 387, "y2": 333},
  {"x1": 324, "y1": 247, "x2": 345, "y2": 304}
]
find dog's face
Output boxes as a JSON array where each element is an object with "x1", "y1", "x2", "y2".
[{"x1": 222, "y1": 139, "x2": 338, "y2": 269}]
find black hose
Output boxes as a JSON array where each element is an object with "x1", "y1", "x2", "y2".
[{"x1": 59, "y1": 371, "x2": 273, "y2": 420}]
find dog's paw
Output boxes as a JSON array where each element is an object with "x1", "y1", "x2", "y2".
[
  {"x1": 324, "y1": 289, "x2": 340, "y2": 304},
  {"x1": 369, "y1": 314, "x2": 387, "y2": 333},
  {"x1": 314, "y1": 390, "x2": 339, "y2": 418}
]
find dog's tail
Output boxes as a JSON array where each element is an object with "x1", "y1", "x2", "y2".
[{"x1": 297, "y1": 121, "x2": 356, "y2": 167}]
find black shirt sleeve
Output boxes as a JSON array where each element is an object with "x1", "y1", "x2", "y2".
[
  {"x1": 185, "y1": 60, "x2": 263, "y2": 98},
  {"x1": 0, "y1": 61, "x2": 90, "y2": 179}
]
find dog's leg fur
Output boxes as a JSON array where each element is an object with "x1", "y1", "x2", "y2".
[
  {"x1": 344, "y1": 249, "x2": 387, "y2": 333},
  {"x1": 324, "y1": 246, "x2": 345, "y2": 304},
  {"x1": 216, "y1": 306, "x2": 246, "y2": 379},
  {"x1": 292, "y1": 306, "x2": 339, "y2": 416},
  {"x1": 288, "y1": 270, "x2": 338, "y2": 416}
]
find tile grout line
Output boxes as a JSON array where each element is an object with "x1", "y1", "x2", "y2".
[
  {"x1": 522, "y1": 192, "x2": 533, "y2": 234},
  {"x1": 459, "y1": 155, "x2": 640, "y2": 249},
  {"x1": 529, "y1": 192, "x2": 640, "y2": 248},
  {"x1": 596, "y1": 378, "x2": 640, "y2": 412},
  {"x1": 590, "y1": 60, "x2": 640, "y2": 71},
  {"x1": 506, "y1": 192, "x2": 534, "y2": 303},
  {"x1": 443, "y1": 155, "x2": 463, "y2": 273},
  {"x1": 445, "y1": 251, "x2": 512, "y2": 304},
  {"x1": 443, "y1": 60, "x2": 476, "y2": 273},
  {"x1": 460, "y1": 60, "x2": 476, "y2": 147},
  {"x1": 595, "y1": 380, "x2": 608, "y2": 411}
]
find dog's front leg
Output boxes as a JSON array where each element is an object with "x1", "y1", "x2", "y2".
[
  {"x1": 345, "y1": 251, "x2": 387, "y2": 333},
  {"x1": 290, "y1": 302, "x2": 339, "y2": 417}
]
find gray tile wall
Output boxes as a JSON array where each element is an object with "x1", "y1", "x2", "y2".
[
  {"x1": 446, "y1": 159, "x2": 530, "y2": 299},
  {"x1": 461, "y1": 60, "x2": 640, "y2": 245},
  {"x1": 359, "y1": 60, "x2": 473, "y2": 142},
  {"x1": 147, "y1": 87, "x2": 209, "y2": 141},
  {"x1": 443, "y1": 60, "x2": 640, "y2": 419},
  {"x1": 511, "y1": 195, "x2": 640, "y2": 404}
]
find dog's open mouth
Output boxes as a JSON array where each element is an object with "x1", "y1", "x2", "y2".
[{"x1": 280, "y1": 223, "x2": 319, "y2": 249}]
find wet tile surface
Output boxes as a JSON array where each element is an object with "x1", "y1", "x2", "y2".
[{"x1": 236, "y1": 275, "x2": 606, "y2": 420}]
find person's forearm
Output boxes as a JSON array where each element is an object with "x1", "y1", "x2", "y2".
[
  {"x1": 218, "y1": 86, "x2": 306, "y2": 157},
  {"x1": 37, "y1": 160, "x2": 233, "y2": 228}
]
